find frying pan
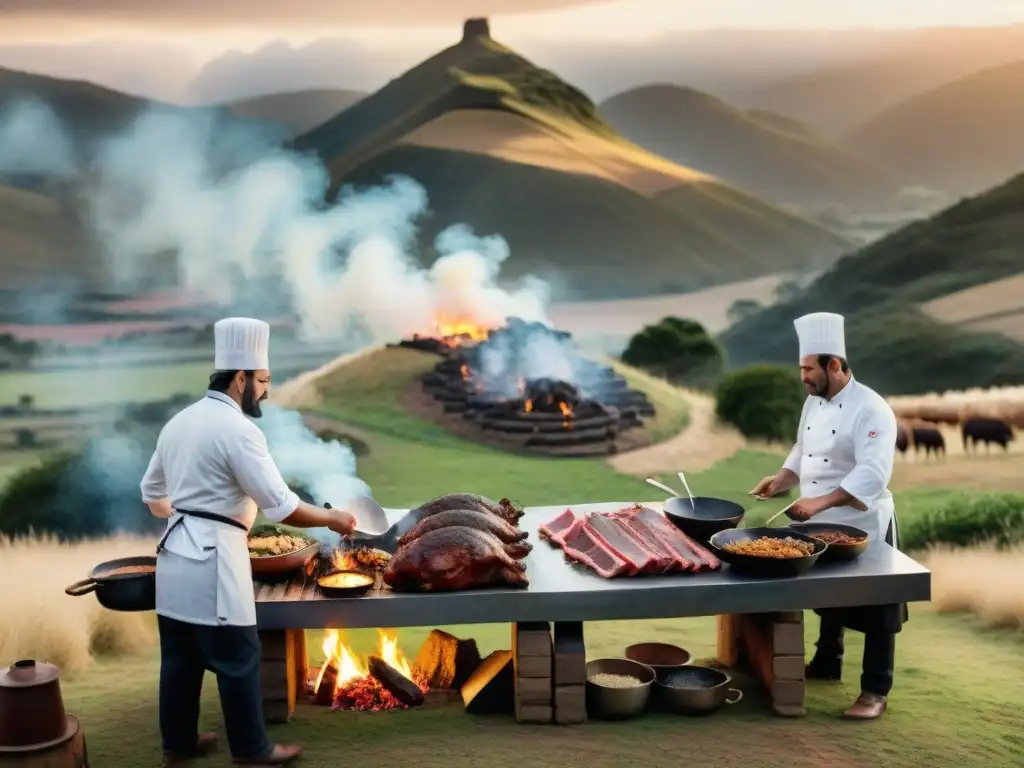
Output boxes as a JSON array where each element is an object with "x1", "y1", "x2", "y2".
[
  {"x1": 663, "y1": 496, "x2": 745, "y2": 542},
  {"x1": 708, "y1": 527, "x2": 826, "y2": 578},
  {"x1": 316, "y1": 570, "x2": 375, "y2": 598},
  {"x1": 788, "y1": 522, "x2": 869, "y2": 563}
]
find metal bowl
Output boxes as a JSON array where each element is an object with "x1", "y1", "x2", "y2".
[
  {"x1": 585, "y1": 658, "x2": 655, "y2": 720},
  {"x1": 249, "y1": 539, "x2": 320, "y2": 581},
  {"x1": 654, "y1": 665, "x2": 743, "y2": 715},
  {"x1": 624, "y1": 642, "x2": 692, "y2": 672},
  {"x1": 789, "y1": 522, "x2": 870, "y2": 563},
  {"x1": 316, "y1": 570, "x2": 375, "y2": 598},
  {"x1": 663, "y1": 497, "x2": 745, "y2": 542},
  {"x1": 64, "y1": 556, "x2": 157, "y2": 612},
  {"x1": 708, "y1": 527, "x2": 826, "y2": 578}
]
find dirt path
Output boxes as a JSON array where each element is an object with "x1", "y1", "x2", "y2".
[{"x1": 607, "y1": 389, "x2": 757, "y2": 476}]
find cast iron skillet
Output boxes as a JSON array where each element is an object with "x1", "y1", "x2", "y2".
[
  {"x1": 317, "y1": 570, "x2": 375, "y2": 598},
  {"x1": 663, "y1": 497, "x2": 745, "y2": 542},
  {"x1": 708, "y1": 527, "x2": 826, "y2": 577},
  {"x1": 788, "y1": 522, "x2": 869, "y2": 563},
  {"x1": 65, "y1": 556, "x2": 157, "y2": 612}
]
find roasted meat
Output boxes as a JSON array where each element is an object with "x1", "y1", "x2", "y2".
[
  {"x1": 398, "y1": 508, "x2": 529, "y2": 548},
  {"x1": 383, "y1": 526, "x2": 529, "y2": 591},
  {"x1": 413, "y1": 493, "x2": 523, "y2": 526}
]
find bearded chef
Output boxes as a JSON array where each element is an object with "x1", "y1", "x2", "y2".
[
  {"x1": 749, "y1": 311, "x2": 907, "y2": 721},
  {"x1": 140, "y1": 317, "x2": 357, "y2": 767}
]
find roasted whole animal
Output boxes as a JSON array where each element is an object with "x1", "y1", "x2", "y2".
[
  {"x1": 383, "y1": 526, "x2": 529, "y2": 591},
  {"x1": 414, "y1": 493, "x2": 523, "y2": 526},
  {"x1": 398, "y1": 508, "x2": 529, "y2": 547}
]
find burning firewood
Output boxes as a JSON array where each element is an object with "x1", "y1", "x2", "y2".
[
  {"x1": 313, "y1": 660, "x2": 338, "y2": 706},
  {"x1": 369, "y1": 656, "x2": 426, "y2": 707},
  {"x1": 412, "y1": 629, "x2": 483, "y2": 690}
]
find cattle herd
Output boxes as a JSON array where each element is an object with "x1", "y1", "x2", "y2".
[{"x1": 888, "y1": 388, "x2": 1023, "y2": 459}]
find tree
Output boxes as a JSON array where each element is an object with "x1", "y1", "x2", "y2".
[
  {"x1": 714, "y1": 364, "x2": 805, "y2": 442},
  {"x1": 620, "y1": 316, "x2": 725, "y2": 388},
  {"x1": 727, "y1": 299, "x2": 763, "y2": 325}
]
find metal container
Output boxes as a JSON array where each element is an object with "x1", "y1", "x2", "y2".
[
  {"x1": 250, "y1": 540, "x2": 320, "y2": 581},
  {"x1": 789, "y1": 522, "x2": 870, "y2": 563},
  {"x1": 708, "y1": 527, "x2": 826, "y2": 577},
  {"x1": 64, "y1": 555, "x2": 157, "y2": 612},
  {"x1": 663, "y1": 497, "x2": 745, "y2": 542},
  {"x1": 624, "y1": 642, "x2": 692, "y2": 672},
  {"x1": 0, "y1": 660, "x2": 70, "y2": 750},
  {"x1": 654, "y1": 665, "x2": 743, "y2": 715},
  {"x1": 585, "y1": 658, "x2": 655, "y2": 720}
]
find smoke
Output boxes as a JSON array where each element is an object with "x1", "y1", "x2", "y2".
[{"x1": 0, "y1": 96, "x2": 552, "y2": 342}]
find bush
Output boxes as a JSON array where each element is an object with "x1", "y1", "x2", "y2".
[
  {"x1": 621, "y1": 316, "x2": 725, "y2": 388},
  {"x1": 713, "y1": 364, "x2": 805, "y2": 442},
  {"x1": 901, "y1": 493, "x2": 1024, "y2": 551}
]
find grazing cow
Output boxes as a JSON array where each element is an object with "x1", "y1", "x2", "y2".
[
  {"x1": 911, "y1": 425, "x2": 945, "y2": 458},
  {"x1": 962, "y1": 416, "x2": 1014, "y2": 453},
  {"x1": 895, "y1": 422, "x2": 910, "y2": 456}
]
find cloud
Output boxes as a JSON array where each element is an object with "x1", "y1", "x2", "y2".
[{"x1": 0, "y1": 0, "x2": 606, "y2": 28}]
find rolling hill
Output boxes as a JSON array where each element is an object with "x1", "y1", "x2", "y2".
[
  {"x1": 922, "y1": 274, "x2": 1024, "y2": 343},
  {"x1": 719, "y1": 172, "x2": 1024, "y2": 394},
  {"x1": 224, "y1": 88, "x2": 365, "y2": 137},
  {"x1": 597, "y1": 84, "x2": 899, "y2": 210},
  {"x1": 844, "y1": 60, "x2": 1024, "y2": 195},
  {"x1": 289, "y1": 19, "x2": 851, "y2": 300}
]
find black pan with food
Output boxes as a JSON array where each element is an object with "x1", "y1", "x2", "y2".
[
  {"x1": 64, "y1": 556, "x2": 157, "y2": 612},
  {"x1": 708, "y1": 528, "x2": 826, "y2": 578},
  {"x1": 317, "y1": 570, "x2": 375, "y2": 598},
  {"x1": 663, "y1": 497, "x2": 745, "y2": 542},
  {"x1": 788, "y1": 522, "x2": 869, "y2": 563}
]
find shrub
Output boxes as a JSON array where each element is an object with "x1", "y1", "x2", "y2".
[
  {"x1": 621, "y1": 316, "x2": 725, "y2": 388},
  {"x1": 713, "y1": 364, "x2": 805, "y2": 442},
  {"x1": 901, "y1": 493, "x2": 1024, "y2": 551}
]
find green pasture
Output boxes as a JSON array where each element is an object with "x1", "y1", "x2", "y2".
[{"x1": 18, "y1": 346, "x2": 1024, "y2": 766}]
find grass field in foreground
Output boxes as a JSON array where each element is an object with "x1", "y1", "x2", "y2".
[{"x1": 22, "y1": 345, "x2": 1024, "y2": 766}]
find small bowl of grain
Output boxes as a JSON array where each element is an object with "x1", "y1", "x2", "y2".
[{"x1": 585, "y1": 658, "x2": 655, "y2": 720}]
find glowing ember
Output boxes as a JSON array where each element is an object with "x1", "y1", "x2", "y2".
[
  {"x1": 523, "y1": 399, "x2": 533, "y2": 414},
  {"x1": 313, "y1": 629, "x2": 428, "y2": 711},
  {"x1": 434, "y1": 314, "x2": 491, "y2": 343}
]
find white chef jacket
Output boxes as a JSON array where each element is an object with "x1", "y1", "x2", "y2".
[
  {"x1": 782, "y1": 376, "x2": 898, "y2": 548},
  {"x1": 140, "y1": 391, "x2": 300, "y2": 627}
]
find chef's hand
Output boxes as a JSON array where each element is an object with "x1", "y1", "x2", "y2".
[
  {"x1": 749, "y1": 475, "x2": 783, "y2": 500},
  {"x1": 786, "y1": 496, "x2": 827, "y2": 521},
  {"x1": 326, "y1": 509, "x2": 357, "y2": 537}
]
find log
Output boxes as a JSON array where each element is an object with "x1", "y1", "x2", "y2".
[
  {"x1": 460, "y1": 650, "x2": 515, "y2": 715},
  {"x1": 2, "y1": 717, "x2": 89, "y2": 767},
  {"x1": 313, "y1": 661, "x2": 338, "y2": 706},
  {"x1": 412, "y1": 629, "x2": 483, "y2": 690},
  {"x1": 481, "y1": 415, "x2": 616, "y2": 434},
  {"x1": 524, "y1": 427, "x2": 613, "y2": 447},
  {"x1": 368, "y1": 656, "x2": 426, "y2": 707}
]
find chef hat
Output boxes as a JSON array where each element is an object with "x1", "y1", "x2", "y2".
[
  {"x1": 794, "y1": 312, "x2": 846, "y2": 360},
  {"x1": 214, "y1": 317, "x2": 271, "y2": 371}
]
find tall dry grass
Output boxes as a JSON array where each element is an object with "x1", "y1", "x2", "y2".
[
  {"x1": 0, "y1": 534, "x2": 159, "y2": 676},
  {"x1": 923, "y1": 543, "x2": 1024, "y2": 629}
]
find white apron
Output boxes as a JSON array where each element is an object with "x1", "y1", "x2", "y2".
[
  {"x1": 795, "y1": 397, "x2": 895, "y2": 548},
  {"x1": 155, "y1": 505, "x2": 257, "y2": 627}
]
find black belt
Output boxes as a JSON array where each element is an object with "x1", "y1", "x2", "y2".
[{"x1": 156, "y1": 508, "x2": 249, "y2": 555}]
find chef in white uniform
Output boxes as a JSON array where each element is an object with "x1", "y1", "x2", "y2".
[
  {"x1": 749, "y1": 312, "x2": 907, "y2": 721},
  {"x1": 141, "y1": 317, "x2": 357, "y2": 767}
]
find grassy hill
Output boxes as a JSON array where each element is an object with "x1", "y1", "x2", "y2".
[
  {"x1": 844, "y1": 60, "x2": 1024, "y2": 194},
  {"x1": 290, "y1": 20, "x2": 851, "y2": 299},
  {"x1": 719, "y1": 172, "x2": 1024, "y2": 394},
  {"x1": 922, "y1": 274, "x2": 1024, "y2": 343},
  {"x1": 224, "y1": 88, "x2": 365, "y2": 137},
  {"x1": 598, "y1": 84, "x2": 899, "y2": 210}
]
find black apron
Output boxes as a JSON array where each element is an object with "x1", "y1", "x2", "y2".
[
  {"x1": 814, "y1": 511, "x2": 909, "y2": 635},
  {"x1": 156, "y1": 509, "x2": 250, "y2": 555}
]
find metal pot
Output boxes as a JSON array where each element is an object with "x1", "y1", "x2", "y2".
[
  {"x1": 654, "y1": 665, "x2": 743, "y2": 715},
  {"x1": 708, "y1": 527, "x2": 826, "y2": 578},
  {"x1": 65, "y1": 555, "x2": 156, "y2": 612},
  {"x1": 0, "y1": 660, "x2": 74, "y2": 751},
  {"x1": 624, "y1": 642, "x2": 692, "y2": 673},
  {"x1": 663, "y1": 496, "x2": 745, "y2": 542},
  {"x1": 585, "y1": 658, "x2": 655, "y2": 720}
]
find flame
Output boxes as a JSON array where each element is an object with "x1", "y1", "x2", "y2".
[
  {"x1": 558, "y1": 401, "x2": 573, "y2": 418},
  {"x1": 434, "y1": 314, "x2": 491, "y2": 342},
  {"x1": 316, "y1": 629, "x2": 415, "y2": 696},
  {"x1": 459, "y1": 363, "x2": 470, "y2": 380},
  {"x1": 331, "y1": 550, "x2": 357, "y2": 571},
  {"x1": 524, "y1": 398, "x2": 533, "y2": 414}
]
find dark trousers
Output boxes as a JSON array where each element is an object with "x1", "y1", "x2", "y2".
[
  {"x1": 812, "y1": 613, "x2": 895, "y2": 696},
  {"x1": 158, "y1": 615, "x2": 273, "y2": 760}
]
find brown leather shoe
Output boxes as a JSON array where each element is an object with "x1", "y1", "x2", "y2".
[
  {"x1": 843, "y1": 692, "x2": 887, "y2": 720},
  {"x1": 163, "y1": 732, "x2": 218, "y2": 764},
  {"x1": 232, "y1": 743, "x2": 303, "y2": 766}
]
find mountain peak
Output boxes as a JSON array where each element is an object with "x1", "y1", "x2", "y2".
[{"x1": 463, "y1": 17, "x2": 491, "y2": 42}]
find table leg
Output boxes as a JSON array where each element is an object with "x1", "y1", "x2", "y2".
[
  {"x1": 552, "y1": 622, "x2": 586, "y2": 725},
  {"x1": 511, "y1": 622, "x2": 553, "y2": 724},
  {"x1": 259, "y1": 629, "x2": 306, "y2": 724},
  {"x1": 737, "y1": 612, "x2": 806, "y2": 717},
  {"x1": 715, "y1": 614, "x2": 741, "y2": 667}
]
